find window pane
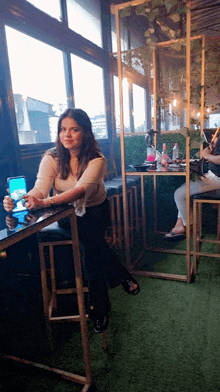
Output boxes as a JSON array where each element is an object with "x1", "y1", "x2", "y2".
[
  {"x1": 71, "y1": 55, "x2": 107, "y2": 139},
  {"x1": 5, "y1": 26, "x2": 68, "y2": 144},
  {"x1": 111, "y1": 15, "x2": 128, "y2": 53},
  {"x1": 130, "y1": 31, "x2": 145, "y2": 50},
  {"x1": 26, "y1": 0, "x2": 61, "y2": 20},
  {"x1": 133, "y1": 84, "x2": 146, "y2": 132},
  {"x1": 208, "y1": 113, "x2": 220, "y2": 128},
  {"x1": 114, "y1": 76, "x2": 129, "y2": 134},
  {"x1": 67, "y1": 0, "x2": 102, "y2": 48}
]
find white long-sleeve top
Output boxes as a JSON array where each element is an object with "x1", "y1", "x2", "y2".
[{"x1": 33, "y1": 152, "x2": 107, "y2": 216}]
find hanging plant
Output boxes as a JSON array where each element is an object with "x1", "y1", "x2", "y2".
[
  {"x1": 134, "y1": 0, "x2": 187, "y2": 46},
  {"x1": 119, "y1": 1, "x2": 220, "y2": 128}
]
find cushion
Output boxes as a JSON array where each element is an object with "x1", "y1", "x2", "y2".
[
  {"x1": 37, "y1": 222, "x2": 71, "y2": 242},
  {"x1": 192, "y1": 189, "x2": 220, "y2": 201}
]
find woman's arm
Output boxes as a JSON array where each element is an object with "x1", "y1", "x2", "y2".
[
  {"x1": 3, "y1": 154, "x2": 57, "y2": 212},
  {"x1": 202, "y1": 147, "x2": 220, "y2": 165},
  {"x1": 24, "y1": 186, "x2": 85, "y2": 210},
  {"x1": 75, "y1": 156, "x2": 106, "y2": 198}
]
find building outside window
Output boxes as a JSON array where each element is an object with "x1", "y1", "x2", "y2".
[{"x1": 5, "y1": 26, "x2": 68, "y2": 145}]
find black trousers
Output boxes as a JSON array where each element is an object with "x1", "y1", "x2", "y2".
[{"x1": 59, "y1": 198, "x2": 131, "y2": 319}]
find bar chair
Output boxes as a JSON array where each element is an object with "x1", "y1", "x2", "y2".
[
  {"x1": 37, "y1": 222, "x2": 107, "y2": 350},
  {"x1": 192, "y1": 189, "x2": 220, "y2": 276},
  {"x1": 105, "y1": 157, "x2": 141, "y2": 248},
  {"x1": 105, "y1": 178, "x2": 141, "y2": 248}
]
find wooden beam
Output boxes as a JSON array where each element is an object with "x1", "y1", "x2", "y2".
[{"x1": 111, "y1": 0, "x2": 148, "y2": 14}]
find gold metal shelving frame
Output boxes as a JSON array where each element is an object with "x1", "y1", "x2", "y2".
[{"x1": 111, "y1": 0, "x2": 205, "y2": 283}]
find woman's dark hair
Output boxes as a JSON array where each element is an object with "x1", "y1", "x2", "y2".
[{"x1": 54, "y1": 108, "x2": 101, "y2": 180}]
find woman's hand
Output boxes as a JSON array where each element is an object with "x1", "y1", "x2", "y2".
[
  {"x1": 24, "y1": 212, "x2": 38, "y2": 224},
  {"x1": 22, "y1": 195, "x2": 46, "y2": 210},
  {"x1": 5, "y1": 211, "x2": 38, "y2": 230},
  {"x1": 202, "y1": 147, "x2": 212, "y2": 160},
  {"x1": 5, "y1": 214, "x2": 18, "y2": 230},
  {"x1": 3, "y1": 195, "x2": 15, "y2": 212}
]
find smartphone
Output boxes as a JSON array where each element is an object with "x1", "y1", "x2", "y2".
[
  {"x1": 203, "y1": 131, "x2": 212, "y2": 145},
  {"x1": 10, "y1": 210, "x2": 29, "y2": 232},
  {"x1": 7, "y1": 176, "x2": 27, "y2": 212}
]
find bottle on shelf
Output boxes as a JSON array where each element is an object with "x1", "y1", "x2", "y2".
[
  {"x1": 172, "y1": 143, "x2": 179, "y2": 162},
  {"x1": 146, "y1": 146, "x2": 156, "y2": 162},
  {"x1": 161, "y1": 143, "x2": 169, "y2": 167}
]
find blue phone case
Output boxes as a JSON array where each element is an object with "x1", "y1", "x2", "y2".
[{"x1": 8, "y1": 176, "x2": 27, "y2": 212}]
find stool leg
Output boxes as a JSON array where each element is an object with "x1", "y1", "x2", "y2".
[
  {"x1": 132, "y1": 185, "x2": 139, "y2": 234},
  {"x1": 102, "y1": 331, "x2": 108, "y2": 350},
  {"x1": 217, "y1": 204, "x2": 220, "y2": 252},
  {"x1": 115, "y1": 195, "x2": 122, "y2": 248},
  {"x1": 128, "y1": 189, "x2": 133, "y2": 247},
  {"x1": 193, "y1": 200, "x2": 202, "y2": 275},
  {"x1": 49, "y1": 245, "x2": 57, "y2": 310},
  {"x1": 193, "y1": 200, "x2": 198, "y2": 275},
  {"x1": 39, "y1": 244, "x2": 50, "y2": 317},
  {"x1": 109, "y1": 196, "x2": 117, "y2": 246},
  {"x1": 198, "y1": 202, "x2": 202, "y2": 239}
]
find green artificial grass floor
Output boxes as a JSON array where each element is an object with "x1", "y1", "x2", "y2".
[{"x1": 1, "y1": 239, "x2": 220, "y2": 392}]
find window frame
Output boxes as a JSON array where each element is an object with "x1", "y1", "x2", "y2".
[{"x1": 1, "y1": 0, "x2": 113, "y2": 160}]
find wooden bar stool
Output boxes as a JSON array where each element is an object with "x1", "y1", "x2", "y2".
[
  {"x1": 104, "y1": 181, "x2": 123, "y2": 248},
  {"x1": 111, "y1": 175, "x2": 141, "y2": 236},
  {"x1": 37, "y1": 222, "x2": 107, "y2": 350},
  {"x1": 105, "y1": 192, "x2": 117, "y2": 247},
  {"x1": 192, "y1": 190, "x2": 220, "y2": 275},
  {"x1": 105, "y1": 177, "x2": 140, "y2": 248}
]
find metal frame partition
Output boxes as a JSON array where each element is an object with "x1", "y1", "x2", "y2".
[{"x1": 112, "y1": 0, "x2": 205, "y2": 283}]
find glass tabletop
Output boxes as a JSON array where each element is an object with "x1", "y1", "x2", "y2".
[
  {"x1": 129, "y1": 162, "x2": 186, "y2": 173},
  {"x1": 0, "y1": 203, "x2": 73, "y2": 246}
]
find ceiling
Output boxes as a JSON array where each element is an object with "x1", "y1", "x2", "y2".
[
  {"x1": 110, "y1": 0, "x2": 220, "y2": 40},
  {"x1": 191, "y1": 0, "x2": 220, "y2": 38}
]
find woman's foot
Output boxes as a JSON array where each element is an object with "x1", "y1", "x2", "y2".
[
  {"x1": 122, "y1": 276, "x2": 140, "y2": 295},
  {"x1": 164, "y1": 230, "x2": 186, "y2": 239},
  {"x1": 93, "y1": 314, "x2": 109, "y2": 333},
  {"x1": 90, "y1": 304, "x2": 111, "y2": 333},
  {"x1": 164, "y1": 218, "x2": 186, "y2": 238}
]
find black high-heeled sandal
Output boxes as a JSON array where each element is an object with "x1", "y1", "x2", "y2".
[
  {"x1": 122, "y1": 276, "x2": 140, "y2": 295},
  {"x1": 93, "y1": 314, "x2": 109, "y2": 333},
  {"x1": 90, "y1": 304, "x2": 111, "y2": 333}
]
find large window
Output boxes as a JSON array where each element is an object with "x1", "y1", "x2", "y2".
[
  {"x1": 26, "y1": 0, "x2": 61, "y2": 20},
  {"x1": 67, "y1": 0, "x2": 102, "y2": 48},
  {"x1": 71, "y1": 55, "x2": 107, "y2": 139},
  {"x1": 5, "y1": 26, "x2": 68, "y2": 145},
  {"x1": 114, "y1": 76, "x2": 130, "y2": 134}
]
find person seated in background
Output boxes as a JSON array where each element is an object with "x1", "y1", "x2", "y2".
[
  {"x1": 165, "y1": 131, "x2": 220, "y2": 239},
  {"x1": 3, "y1": 108, "x2": 140, "y2": 333}
]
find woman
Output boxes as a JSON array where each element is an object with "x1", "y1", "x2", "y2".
[
  {"x1": 4, "y1": 108, "x2": 140, "y2": 333},
  {"x1": 165, "y1": 133, "x2": 220, "y2": 239}
]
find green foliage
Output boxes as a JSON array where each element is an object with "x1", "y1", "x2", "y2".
[
  {"x1": 114, "y1": 135, "x2": 146, "y2": 169},
  {"x1": 119, "y1": 6, "x2": 132, "y2": 18},
  {"x1": 134, "y1": 0, "x2": 186, "y2": 45}
]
